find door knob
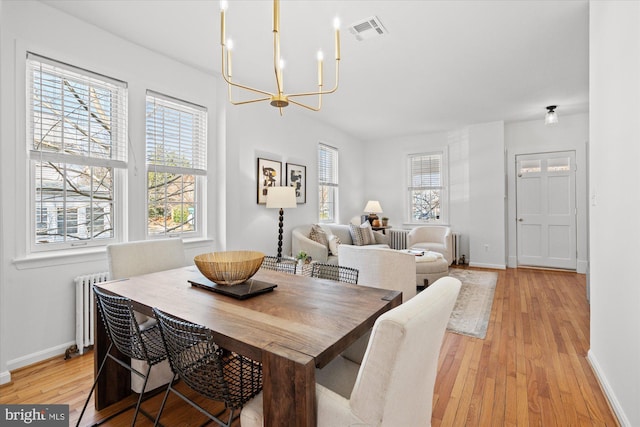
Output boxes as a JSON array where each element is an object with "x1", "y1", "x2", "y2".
[{"x1": 518, "y1": 218, "x2": 523, "y2": 222}]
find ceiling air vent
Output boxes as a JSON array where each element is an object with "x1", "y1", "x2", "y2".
[{"x1": 349, "y1": 16, "x2": 388, "y2": 41}]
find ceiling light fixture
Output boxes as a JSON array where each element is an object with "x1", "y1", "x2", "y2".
[
  {"x1": 545, "y1": 105, "x2": 558, "y2": 125},
  {"x1": 219, "y1": 0, "x2": 340, "y2": 115}
]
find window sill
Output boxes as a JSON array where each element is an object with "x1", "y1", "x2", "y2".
[
  {"x1": 13, "y1": 246, "x2": 107, "y2": 270},
  {"x1": 403, "y1": 222, "x2": 451, "y2": 227},
  {"x1": 13, "y1": 237, "x2": 215, "y2": 270}
]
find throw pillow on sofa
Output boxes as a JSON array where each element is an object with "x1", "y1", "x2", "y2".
[
  {"x1": 328, "y1": 235, "x2": 341, "y2": 255},
  {"x1": 349, "y1": 222, "x2": 376, "y2": 246},
  {"x1": 359, "y1": 221, "x2": 376, "y2": 245},
  {"x1": 349, "y1": 223, "x2": 365, "y2": 246},
  {"x1": 309, "y1": 224, "x2": 329, "y2": 248}
]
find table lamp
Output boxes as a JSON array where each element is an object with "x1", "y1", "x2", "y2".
[
  {"x1": 266, "y1": 186, "x2": 297, "y2": 261},
  {"x1": 364, "y1": 200, "x2": 383, "y2": 226}
]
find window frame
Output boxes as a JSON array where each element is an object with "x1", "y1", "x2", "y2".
[
  {"x1": 318, "y1": 143, "x2": 339, "y2": 224},
  {"x1": 145, "y1": 90, "x2": 207, "y2": 238},
  {"x1": 406, "y1": 151, "x2": 448, "y2": 224},
  {"x1": 26, "y1": 52, "x2": 127, "y2": 253}
]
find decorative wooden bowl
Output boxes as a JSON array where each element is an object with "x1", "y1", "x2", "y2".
[{"x1": 194, "y1": 251, "x2": 265, "y2": 286}]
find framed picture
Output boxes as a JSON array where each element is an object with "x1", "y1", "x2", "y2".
[
  {"x1": 286, "y1": 163, "x2": 306, "y2": 204},
  {"x1": 257, "y1": 158, "x2": 282, "y2": 204}
]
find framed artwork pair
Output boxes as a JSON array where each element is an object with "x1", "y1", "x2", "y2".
[{"x1": 257, "y1": 157, "x2": 306, "y2": 204}]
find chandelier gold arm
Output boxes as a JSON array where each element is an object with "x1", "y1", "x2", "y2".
[
  {"x1": 287, "y1": 61, "x2": 340, "y2": 98},
  {"x1": 219, "y1": 0, "x2": 340, "y2": 114}
]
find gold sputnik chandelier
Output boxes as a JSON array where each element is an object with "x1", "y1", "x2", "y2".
[{"x1": 219, "y1": 0, "x2": 340, "y2": 115}]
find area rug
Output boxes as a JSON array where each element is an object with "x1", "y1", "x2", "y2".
[{"x1": 445, "y1": 269, "x2": 498, "y2": 339}]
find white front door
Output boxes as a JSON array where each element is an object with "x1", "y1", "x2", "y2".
[{"x1": 516, "y1": 151, "x2": 577, "y2": 270}]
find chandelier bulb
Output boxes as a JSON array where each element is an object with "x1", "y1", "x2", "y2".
[
  {"x1": 226, "y1": 39, "x2": 234, "y2": 50},
  {"x1": 220, "y1": 0, "x2": 228, "y2": 11},
  {"x1": 317, "y1": 50, "x2": 324, "y2": 61},
  {"x1": 333, "y1": 17, "x2": 341, "y2": 29}
]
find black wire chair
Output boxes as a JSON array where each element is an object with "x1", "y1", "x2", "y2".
[
  {"x1": 260, "y1": 255, "x2": 297, "y2": 274},
  {"x1": 311, "y1": 263, "x2": 359, "y2": 284},
  {"x1": 152, "y1": 308, "x2": 263, "y2": 427},
  {"x1": 76, "y1": 287, "x2": 168, "y2": 427}
]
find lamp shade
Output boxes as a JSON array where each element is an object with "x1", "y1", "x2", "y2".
[
  {"x1": 363, "y1": 200, "x2": 383, "y2": 213},
  {"x1": 266, "y1": 186, "x2": 297, "y2": 209}
]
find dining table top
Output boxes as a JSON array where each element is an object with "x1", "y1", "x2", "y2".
[{"x1": 95, "y1": 265, "x2": 402, "y2": 368}]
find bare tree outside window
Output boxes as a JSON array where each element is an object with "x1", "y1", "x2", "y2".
[{"x1": 27, "y1": 54, "x2": 126, "y2": 247}]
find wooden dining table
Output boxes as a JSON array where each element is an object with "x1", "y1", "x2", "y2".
[{"x1": 93, "y1": 265, "x2": 402, "y2": 426}]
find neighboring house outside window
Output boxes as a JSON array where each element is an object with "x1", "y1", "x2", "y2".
[
  {"x1": 407, "y1": 152, "x2": 446, "y2": 223},
  {"x1": 146, "y1": 91, "x2": 207, "y2": 237},
  {"x1": 27, "y1": 53, "x2": 127, "y2": 251},
  {"x1": 318, "y1": 143, "x2": 338, "y2": 223}
]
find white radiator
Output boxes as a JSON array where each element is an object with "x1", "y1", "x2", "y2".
[
  {"x1": 75, "y1": 272, "x2": 110, "y2": 355},
  {"x1": 388, "y1": 229, "x2": 410, "y2": 250},
  {"x1": 451, "y1": 232, "x2": 462, "y2": 264}
]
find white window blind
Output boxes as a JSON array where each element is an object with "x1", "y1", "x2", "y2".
[
  {"x1": 146, "y1": 91, "x2": 207, "y2": 175},
  {"x1": 146, "y1": 91, "x2": 207, "y2": 236},
  {"x1": 409, "y1": 154, "x2": 441, "y2": 189},
  {"x1": 408, "y1": 152, "x2": 444, "y2": 222},
  {"x1": 318, "y1": 143, "x2": 338, "y2": 222},
  {"x1": 27, "y1": 52, "x2": 127, "y2": 248},
  {"x1": 27, "y1": 53, "x2": 128, "y2": 167}
]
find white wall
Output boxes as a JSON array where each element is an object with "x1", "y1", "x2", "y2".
[
  {"x1": 223, "y1": 103, "x2": 365, "y2": 257},
  {"x1": 505, "y1": 113, "x2": 589, "y2": 273},
  {"x1": 468, "y1": 122, "x2": 505, "y2": 269},
  {"x1": 364, "y1": 121, "x2": 506, "y2": 268},
  {"x1": 0, "y1": 1, "x2": 218, "y2": 382},
  {"x1": 588, "y1": 2, "x2": 640, "y2": 426},
  {"x1": 0, "y1": 1, "x2": 366, "y2": 383}
]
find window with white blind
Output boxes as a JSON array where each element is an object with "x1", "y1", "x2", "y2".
[
  {"x1": 27, "y1": 53, "x2": 127, "y2": 250},
  {"x1": 407, "y1": 152, "x2": 446, "y2": 223},
  {"x1": 146, "y1": 91, "x2": 207, "y2": 236},
  {"x1": 318, "y1": 143, "x2": 338, "y2": 223}
]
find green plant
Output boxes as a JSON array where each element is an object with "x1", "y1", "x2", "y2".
[
  {"x1": 172, "y1": 206, "x2": 190, "y2": 224},
  {"x1": 296, "y1": 250, "x2": 308, "y2": 260},
  {"x1": 382, "y1": 217, "x2": 389, "y2": 221}
]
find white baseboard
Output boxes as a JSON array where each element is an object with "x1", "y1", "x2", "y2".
[
  {"x1": 577, "y1": 259, "x2": 588, "y2": 274},
  {"x1": 468, "y1": 262, "x2": 506, "y2": 270},
  {"x1": 6, "y1": 340, "x2": 76, "y2": 372},
  {"x1": 0, "y1": 370, "x2": 11, "y2": 385},
  {"x1": 507, "y1": 256, "x2": 518, "y2": 268},
  {"x1": 587, "y1": 350, "x2": 628, "y2": 426}
]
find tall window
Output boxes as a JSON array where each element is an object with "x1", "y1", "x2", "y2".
[
  {"x1": 146, "y1": 91, "x2": 207, "y2": 236},
  {"x1": 318, "y1": 144, "x2": 338, "y2": 223},
  {"x1": 27, "y1": 53, "x2": 127, "y2": 250},
  {"x1": 408, "y1": 152, "x2": 445, "y2": 223}
]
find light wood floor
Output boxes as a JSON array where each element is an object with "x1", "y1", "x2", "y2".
[{"x1": 0, "y1": 267, "x2": 619, "y2": 426}]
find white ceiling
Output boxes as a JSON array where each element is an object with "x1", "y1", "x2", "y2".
[{"x1": 39, "y1": 0, "x2": 589, "y2": 141}]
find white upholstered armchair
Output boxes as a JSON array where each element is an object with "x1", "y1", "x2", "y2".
[
  {"x1": 407, "y1": 225, "x2": 453, "y2": 265},
  {"x1": 338, "y1": 245, "x2": 416, "y2": 301},
  {"x1": 240, "y1": 277, "x2": 462, "y2": 427}
]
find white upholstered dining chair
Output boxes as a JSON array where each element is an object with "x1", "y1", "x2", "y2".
[
  {"x1": 240, "y1": 276, "x2": 462, "y2": 427},
  {"x1": 106, "y1": 238, "x2": 189, "y2": 393}
]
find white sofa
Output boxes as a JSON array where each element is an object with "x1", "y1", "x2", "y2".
[
  {"x1": 407, "y1": 225, "x2": 453, "y2": 265},
  {"x1": 292, "y1": 224, "x2": 389, "y2": 264}
]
